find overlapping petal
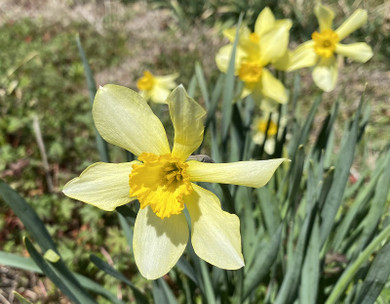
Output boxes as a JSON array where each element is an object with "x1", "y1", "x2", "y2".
[
  {"x1": 63, "y1": 162, "x2": 137, "y2": 211},
  {"x1": 261, "y1": 69, "x2": 288, "y2": 104},
  {"x1": 315, "y1": 4, "x2": 334, "y2": 31},
  {"x1": 287, "y1": 41, "x2": 317, "y2": 71},
  {"x1": 187, "y1": 158, "x2": 286, "y2": 188},
  {"x1": 133, "y1": 207, "x2": 188, "y2": 280},
  {"x1": 93, "y1": 84, "x2": 170, "y2": 156},
  {"x1": 254, "y1": 7, "x2": 276, "y2": 36},
  {"x1": 167, "y1": 86, "x2": 206, "y2": 160},
  {"x1": 186, "y1": 184, "x2": 244, "y2": 269},
  {"x1": 215, "y1": 44, "x2": 247, "y2": 74},
  {"x1": 335, "y1": 42, "x2": 373, "y2": 63},
  {"x1": 259, "y1": 20, "x2": 292, "y2": 65},
  {"x1": 312, "y1": 57, "x2": 338, "y2": 92},
  {"x1": 335, "y1": 9, "x2": 367, "y2": 40}
]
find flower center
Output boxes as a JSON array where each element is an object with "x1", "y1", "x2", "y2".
[
  {"x1": 312, "y1": 29, "x2": 339, "y2": 58},
  {"x1": 257, "y1": 119, "x2": 278, "y2": 136},
  {"x1": 136, "y1": 71, "x2": 155, "y2": 91},
  {"x1": 238, "y1": 61, "x2": 263, "y2": 83},
  {"x1": 129, "y1": 153, "x2": 192, "y2": 219},
  {"x1": 249, "y1": 33, "x2": 260, "y2": 43}
]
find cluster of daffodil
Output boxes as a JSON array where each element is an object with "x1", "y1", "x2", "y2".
[
  {"x1": 63, "y1": 84, "x2": 286, "y2": 280},
  {"x1": 216, "y1": 3, "x2": 373, "y2": 100}
]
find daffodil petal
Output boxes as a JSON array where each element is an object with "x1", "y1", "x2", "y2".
[
  {"x1": 287, "y1": 41, "x2": 317, "y2": 71},
  {"x1": 254, "y1": 7, "x2": 275, "y2": 36},
  {"x1": 187, "y1": 184, "x2": 244, "y2": 269},
  {"x1": 261, "y1": 68, "x2": 288, "y2": 104},
  {"x1": 166, "y1": 86, "x2": 206, "y2": 160},
  {"x1": 312, "y1": 57, "x2": 338, "y2": 92},
  {"x1": 150, "y1": 86, "x2": 170, "y2": 104},
  {"x1": 215, "y1": 45, "x2": 247, "y2": 74},
  {"x1": 259, "y1": 20, "x2": 292, "y2": 65},
  {"x1": 335, "y1": 9, "x2": 367, "y2": 40},
  {"x1": 133, "y1": 206, "x2": 188, "y2": 280},
  {"x1": 93, "y1": 84, "x2": 170, "y2": 156},
  {"x1": 223, "y1": 26, "x2": 251, "y2": 43},
  {"x1": 335, "y1": 42, "x2": 373, "y2": 63},
  {"x1": 315, "y1": 3, "x2": 334, "y2": 31},
  {"x1": 155, "y1": 73, "x2": 179, "y2": 86},
  {"x1": 187, "y1": 158, "x2": 287, "y2": 188},
  {"x1": 62, "y1": 162, "x2": 136, "y2": 211}
]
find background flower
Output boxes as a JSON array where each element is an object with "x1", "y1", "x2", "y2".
[
  {"x1": 136, "y1": 70, "x2": 178, "y2": 103},
  {"x1": 215, "y1": 7, "x2": 292, "y2": 110},
  {"x1": 286, "y1": 3, "x2": 373, "y2": 92}
]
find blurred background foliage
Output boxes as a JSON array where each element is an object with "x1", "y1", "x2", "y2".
[{"x1": 0, "y1": 0, "x2": 389, "y2": 302}]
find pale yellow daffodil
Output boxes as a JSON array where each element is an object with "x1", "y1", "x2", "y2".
[
  {"x1": 252, "y1": 112, "x2": 279, "y2": 155},
  {"x1": 287, "y1": 3, "x2": 373, "y2": 92},
  {"x1": 63, "y1": 84, "x2": 287, "y2": 280},
  {"x1": 215, "y1": 7, "x2": 292, "y2": 110},
  {"x1": 136, "y1": 71, "x2": 178, "y2": 103}
]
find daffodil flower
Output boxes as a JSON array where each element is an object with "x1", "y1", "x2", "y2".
[
  {"x1": 252, "y1": 113, "x2": 279, "y2": 154},
  {"x1": 215, "y1": 7, "x2": 292, "y2": 110},
  {"x1": 136, "y1": 70, "x2": 178, "y2": 103},
  {"x1": 287, "y1": 3, "x2": 373, "y2": 92},
  {"x1": 63, "y1": 84, "x2": 286, "y2": 280}
]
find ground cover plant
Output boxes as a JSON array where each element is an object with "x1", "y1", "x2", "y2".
[{"x1": 0, "y1": 0, "x2": 389, "y2": 303}]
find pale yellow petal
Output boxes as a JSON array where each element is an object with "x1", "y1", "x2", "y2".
[
  {"x1": 167, "y1": 85, "x2": 206, "y2": 160},
  {"x1": 187, "y1": 184, "x2": 244, "y2": 269},
  {"x1": 287, "y1": 41, "x2": 317, "y2": 71},
  {"x1": 272, "y1": 50, "x2": 291, "y2": 71},
  {"x1": 215, "y1": 45, "x2": 247, "y2": 74},
  {"x1": 133, "y1": 206, "x2": 188, "y2": 280},
  {"x1": 335, "y1": 9, "x2": 367, "y2": 40},
  {"x1": 259, "y1": 20, "x2": 292, "y2": 65},
  {"x1": 155, "y1": 73, "x2": 179, "y2": 87},
  {"x1": 335, "y1": 42, "x2": 373, "y2": 63},
  {"x1": 223, "y1": 26, "x2": 251, "y2": 43},
  {"x1": 254, "y1": 7, "x2": 275, "y2": 36},
  {"x1": 93, "y1": 84, "x2": 170, "y2": 156},
  {"x1": 62, "y1": 162, "x2": 136, "y2": 211},
  {"x1": 150, "y1": 86, "x2": 170, "y2": 104},
  {"x1": 187, "y1": 158, "x2": 287, "y2": 188},
  {"x1": 314, "y1": 3, "x2": 335, "y2": 31},
  {"x1": 261, "y1": 68, "x2": 288, "y2": 104},
  {"x1": 312, "y1": 57, "x2": 338, "y2": 92}
]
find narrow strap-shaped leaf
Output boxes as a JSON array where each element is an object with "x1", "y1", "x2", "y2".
[
  {"x1": 0, "y1": 180, "x2": 56, "y2": 252},
  {"x1": 75, "y1": 34, "x2": 110, "y2": 163},
  {"x1": 195, "y1": 62, "x2": 210, "y2": 109},
  {"x1": 320, "y1": 97, "x2": 363, "y2": 245},
  {"x1": 325, "y1": 223, "x2": 390, "y2": 304},
  {"x1": 90, "y1": 254, "x2": 149, "y2": 304},
  {"x1": 25, "y1": 238, "x2": 97, "y2": 304},
  {"x1": 0, "y1": 251, "x2": 125, "y2": 304},
  {"x1": 221, "y1": 13, "x2": 243, "y2": 142},
  {"x1": 242, "y1": 225, "x2": 282, "y2": 301},
  {"x1": 355, "y1": 241, "x2": 390, "y2": 304},
  {"x1": 152, "y1": 278, "x2": 178, "y2": 304}
]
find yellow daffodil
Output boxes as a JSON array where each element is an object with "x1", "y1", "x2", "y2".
[
  {"x1": 136, "y1": 70, "x2": 178, "y2": 103},
  {"x1": 252, "y1": 113, "x2": 279, "y2": 154},
  {"x1": 63, "y1": 84, "x2": 286, "y2": 280},
  {"x1": 287, "y1": 3, "x2": 373, "y2": 92},
  {"x1": 215, "y1": 7, "x2": 292, "y2": 110}
]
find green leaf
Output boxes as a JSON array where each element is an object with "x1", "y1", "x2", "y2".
[
  {"x1": 325, "y1": 224, "x2": 390, "y2": 304},
  {"x1": 320, "y1": 97, "x2": 363, "y2": 245},
  {"x1": 0, "y1": 251, "x2": 125, "y2": 304},
  {"x1": 242, "y1": 226, "x2": 282, "y2": 301},
  {"x1": 221, "y1": 13, "x2": 243, "y2": 142},
  {"x1": 355, "y1": 241, "x2": 390, "y2": 304},
  {"x1": 75, "y1": 34, "x2": 110, "y2": 163},
  {"x1": 152, "y1": 278, "x2": 178, "y2": 304},
  {"x1": 25, "y1": 237, "x2": 97, "y2": 304},
  {"x1": 0, "y1": 180, "x2": 56, "y2": 252},
  {"x1": 90, "y1": 254, "x2": 149, "y2": 304},
  {"x1": 299, "y1": 215, "x2": 320, "y2": 304}
]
